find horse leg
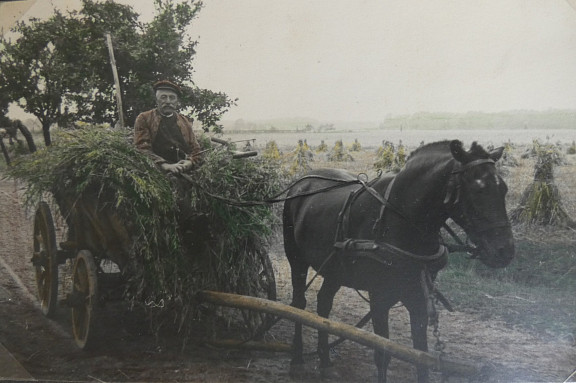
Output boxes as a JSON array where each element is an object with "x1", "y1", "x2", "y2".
[
  {"x1": 284, "y1": 230, "x2": 309, "y2": 372},
  {"x1": 316, "y1": 277, "x2": 340, "y2": 377},
  {"x1": 405, "y1": 291, "x2": 430, "y2": 383},
  {"x1": 370, "y1": 290, "x2": 396, "y2": 383},
  {"x1": 289, "y1": 260, "x2": 308, "y2": 370}
]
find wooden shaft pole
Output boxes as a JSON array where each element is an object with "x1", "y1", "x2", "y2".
[
  {"x1": 105, "y1": 33, "x2": 125, "y2": 128},
  {"x1": 197, "y1": 290, "x2": 481, "y2": 377}
]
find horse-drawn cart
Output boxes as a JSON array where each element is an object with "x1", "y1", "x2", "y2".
[
  {"x1": 31, "y1": 190, "x2": 277, "y2": 349},
  {"x1": 30, "y1": 191, "x2": 482, "y2": 378},
  {"x1": 23, "y1": 132, "x2": 513, "y2": 382},
  {"x1": 29, "y1": 135, "x2": 276, "y2": 350}
]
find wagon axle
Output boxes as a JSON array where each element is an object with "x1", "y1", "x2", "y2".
[
  {"x1": 31, "y1": 249, "x2": 73, "y2": 268},
  {"x1": 30, "y1": 250, "x2": 48, "y2": 268}
]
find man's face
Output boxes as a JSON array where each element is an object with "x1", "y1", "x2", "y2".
[{"x1": 156, "y1": 89, "x2": 179, "y2": 115}]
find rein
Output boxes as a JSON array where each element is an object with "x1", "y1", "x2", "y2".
[
  {"x1": 191, "y1": 156, "x2": 498, "y2": 267},
  {"x1": 183, "y1": 173, "x2": 364, "y2": 206}
]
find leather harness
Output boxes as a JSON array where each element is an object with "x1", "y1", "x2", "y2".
[{"x1": 330, "y1": 157, "x2": 502, "y2": 269}]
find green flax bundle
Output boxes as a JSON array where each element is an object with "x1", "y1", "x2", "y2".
[
  {"x1": 8, "y1": 126, "x2": 282, "y2": 339},
  {"x1": 510, "y1": 142, "x2": 574, "y2": 228}
]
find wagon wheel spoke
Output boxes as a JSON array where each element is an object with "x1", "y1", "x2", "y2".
[
  {"x1": 238, "y1": 251, "x2": 277, "y2": 339},
  {"x1": 32, "y1": 202, "x2": 58, "y2": 317},
  {"x1": 70, "y1": 250, "x2": 98, "y2": 350}
]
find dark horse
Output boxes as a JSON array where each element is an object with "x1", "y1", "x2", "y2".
[{"x1": 283, "y1": 140, "x2": 515, "y2": 383}]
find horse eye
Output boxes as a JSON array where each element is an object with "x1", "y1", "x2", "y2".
[{"x1": 474, "y1": 179, "x2": 486, "y2": 189}]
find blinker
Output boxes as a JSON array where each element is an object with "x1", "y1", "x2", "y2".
[{"x1": 444, "y1": 158, "x2": 495, "y2": 205}]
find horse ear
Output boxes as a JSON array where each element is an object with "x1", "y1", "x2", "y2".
[
  {"x1": 489, "y1": 146, "x2": 505, "y2": 162},
  {"x1": 450, "y1": 140, "x2": 468, "y2": 163}
]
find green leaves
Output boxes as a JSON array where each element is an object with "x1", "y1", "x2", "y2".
[
  {"x1": 0, "y1": 0, "x2": 232, "y2": 145},
  {"x1": 8, "y1": 127, "x2": 284, "y2": 340}
]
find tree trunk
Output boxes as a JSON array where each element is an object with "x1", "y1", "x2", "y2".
[
  {"x1": 15, "y1": 121, "x2": 37, "y2": 153},
  {"x1": 42, "y1": 121, "x2": 52, "y2": 146},
  {"x1": 0, "y1": 138, "x2": 10, "y2": 165}
]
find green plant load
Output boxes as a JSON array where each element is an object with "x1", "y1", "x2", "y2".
[{"x1": 8, "y1": 126, "x2": 282, "y2": 338}]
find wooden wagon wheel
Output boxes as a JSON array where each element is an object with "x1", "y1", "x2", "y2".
[
  {"x1": 241, "y1": 251, "x2": 277, "y2": 338},
  {"x1": 32, "y1": 201, "x2": 58, "y2": 317},
  {"x1": 69, "y1": 249, "x2": 98, "y2": 349}
]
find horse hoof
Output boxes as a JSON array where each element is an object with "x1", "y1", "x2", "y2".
[
  {"x1": 320, "y1": 366, "x2": 340, "y2": 380},
  {"x1": 289, "y1": 363, "x2": 308, "y2": 380}
]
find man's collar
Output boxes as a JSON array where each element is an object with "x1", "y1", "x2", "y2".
[{"x1": 156, "y1": 108, "x2": 175, "y2": 118}]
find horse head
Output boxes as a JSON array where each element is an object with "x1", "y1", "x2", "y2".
[{"x1": 445, "y1": 140, "x2": 515, "y2": 268}]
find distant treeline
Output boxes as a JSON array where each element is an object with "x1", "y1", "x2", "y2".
[
  {"x1": 222, "y1": 110, "x2": 576, "y2": 132},
  {"x1": 379, "y1": 110, "x2": 576, "y2": 130}
]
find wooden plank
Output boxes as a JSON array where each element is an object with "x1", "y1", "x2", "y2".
[
  {"x1": 197, "y1": 290, "x2": 481, "y2": 377},
  {"x1": 105, "y1": 33, "x2": 125, "y2": 128}
]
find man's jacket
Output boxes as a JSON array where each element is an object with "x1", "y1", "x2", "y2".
[{"x1": 134, "y1": 109, "x2": 201, "y2": 165}]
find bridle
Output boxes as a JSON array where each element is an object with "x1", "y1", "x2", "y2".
[
  {"x1": 444, "y1": 158, "x2": 511, "y2": 235},
  {"x1": 443, "y1": 158, "x2": 495, "y2": 205},
  {"x1": 335, "y1": 156, "x2": 511, "y2": 265}
]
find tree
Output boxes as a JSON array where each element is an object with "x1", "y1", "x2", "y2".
[
  {"x1": 0, "y1": 14, "x2": 72, "y2": 145},
  {"x1": 74, "y1": 0, "x2": 234, "y2": 128},
  {"x1": 122, "y1": 0, "x2": 234, "y2": 129},
  {"x1": 0, "y1": 0, "x2": 234, "y2": 145},
  {"x1": 56, "y1": 1, "x2": 143, "y2": 127}
]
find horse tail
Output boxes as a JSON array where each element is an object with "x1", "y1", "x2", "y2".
[{"x1": 282, "y1": 201, "x2": 309, "y2": 307}]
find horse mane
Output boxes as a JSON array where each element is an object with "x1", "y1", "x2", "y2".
[
  {"x1": 406, "y1": 140, "x2": 452, "y2": 162},
  {"x1": 406, "y1": 140, "x2": 491, "y2": 164},
  {"x1": 401, "y1": 140, "x2": 491, "y2": 176}
]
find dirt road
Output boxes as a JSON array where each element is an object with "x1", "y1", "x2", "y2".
[{"x1": 0, "y1": 177, "x2": 574, "y2": 382}]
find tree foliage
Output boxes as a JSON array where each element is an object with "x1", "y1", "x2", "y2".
[
  {"x1": 0, "y1": 13, "x2": 71, "y2": 145},
  {"x1": 0, "y1": 0, "x2": 233, "y2": 145}
]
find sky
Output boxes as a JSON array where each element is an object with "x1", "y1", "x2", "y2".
[
  {"x1": 4, "y1": 0, "x2": 576, "y2": 122},
  {"x1": 186, "y1": 0, "x2": 576, "y2": 121}
]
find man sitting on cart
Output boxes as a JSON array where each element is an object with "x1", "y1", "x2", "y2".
[
  {"x1": 134, "y1": 80, "x2": 203, "y2": 228},
  {"x1": 134, "y1": 80, "x2": 202, "y2": 174}
]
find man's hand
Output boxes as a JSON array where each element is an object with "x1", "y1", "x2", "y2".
[{"x1": 161, "y1": 160, "x2": 193, "y2": 174}]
